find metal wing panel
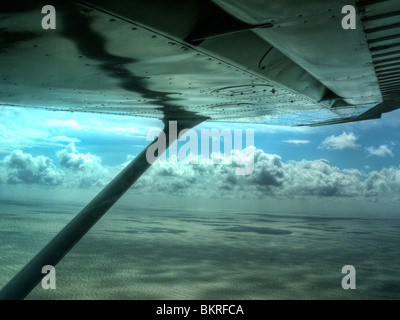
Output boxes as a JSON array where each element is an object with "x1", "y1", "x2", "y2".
[{"x1": 1, "y1": 0, "x2": 396, "y2": 125}]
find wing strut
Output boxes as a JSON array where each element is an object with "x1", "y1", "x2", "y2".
[{"x1": 0, "y1": 117, "x2": 204, "y2": 300}]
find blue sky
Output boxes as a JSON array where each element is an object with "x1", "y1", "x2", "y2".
[
  {"x1": 1, "y1": 105, "x2": 400, "y2": 213},
  {"x1": 2, "y1": 105, "x2": 399, "y2": 169}
]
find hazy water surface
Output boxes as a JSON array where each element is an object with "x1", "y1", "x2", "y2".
[{"x1": 1, "y1": 200, "x2": 399, "y2": 299}]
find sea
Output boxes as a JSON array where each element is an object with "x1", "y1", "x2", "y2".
[{"x1": 1, "y1": 199, "x2": 399, "y2": 300}]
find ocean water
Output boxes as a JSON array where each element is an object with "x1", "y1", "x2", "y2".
[{"x1": 0, "y1": 199, "x2": 399, "y2": 299}]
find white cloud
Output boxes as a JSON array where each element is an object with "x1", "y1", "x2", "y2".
[
  {"x1": 49, "y1": 136, "x2": 81, "y2": 143},
  {"x1": 320, "y1": 132, "x2": 359, "y2": 150},
  {"x1": 57, "y1": 142, "x2": 100, "y2": 170},
  {"x1": 1, "y1": 146, "x2": 400, "y2": 202},
  {"x1": 1, "y1": 150, "x2": 64, "y2": 185},
  {"x1": 0, "y1": 125, "x2": 51, "y2": 152},
  {"x1": 132, "y1": 148, "x2": 399, "y2": 201},
  {"x1": 0, "y1": 144, "x2": 111, "y2": 189},
  {"x1": 364, "y1": 171, "x2": 388, "y2": 199},
  {"x1": 366, "y1": 145, "x2": 393, "y2": 158},
  {"x1": 283, "y1": 140, "x2": 310, "y2": 145},
  {"x1": 283, "y1": 159, "x2": 362, "y2": 197},
  {"x1": 0, "y1": 118, "x2": 80, "y2": 152},
  {"x1": 46, "y1": 119, "x2": 82, "y2": 129},
  {"x1": 56, "y1": 142, "x2": 110, "y2": 188}
]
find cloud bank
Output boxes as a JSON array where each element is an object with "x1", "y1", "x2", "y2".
[
  {"x1": 133, "y1": 148, "x2": 400, "y2": 202},
  {"x1": 1, "y1": 146, "x2": 399, "y2": 202},
  {"x1": 1, "y1": 149, "x2": 64, "y2": 185}
]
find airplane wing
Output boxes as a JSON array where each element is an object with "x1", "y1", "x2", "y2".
[
  {"x1": 1, "y1": 0, "x2": 400, "y2": 300},
  {"x1": 1, "y1": 0, "x2": 399, "y2": 126}
]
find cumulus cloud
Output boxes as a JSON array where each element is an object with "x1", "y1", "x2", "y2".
[
  {"x1": 364, "y1": 171, "x2": 388, "y2": 199},
  {"x1": 283, "y1": 140, "x2": 310, "y2": 145},
  {"x1": 1, "y1": 150, "x2": 64, "y2": 185},
  {"x1": 131, "y1": 148, "x2": 285, "y2": 199},
  {"x1": 248, "y1": 151, "x2": 284, "y2": 188},
  {"x1": 57, "y1": 142, "x2": 99, "y2": 170},
  {"x1": 283, "y1": 160, "x2": 363, "y2": 197},
  {"x1": 320, "y1": 132, "x2": 359, "y2": 150},
  {"x1": 130, "y1": 147, "x2": 399, "y2": 201},
  {"x1": 1, "y1": 146, "x2": 399, "y2": 202},
  {"x1": 0, "y1": 143, "x2": 111, "y2": 189},
  {"x1": 366, "y1": 145, "x2": 393, "y2": 158},
  {"x1": 56, "y1": 142, "x2": 110, "y2": 188}
]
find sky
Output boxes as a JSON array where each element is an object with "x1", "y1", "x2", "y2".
[
  {"x1": 1, "y1": 105, "x2": 400, "y2": 215},
  {"x1": 1, "y1": 104, "x2": 400, "y2": 300}
]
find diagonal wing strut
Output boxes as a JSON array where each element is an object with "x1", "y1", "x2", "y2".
[{"x1": 0, "y1": 117, "x2": 204, "y2": 300}]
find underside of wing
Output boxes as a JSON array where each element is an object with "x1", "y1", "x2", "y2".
[{"x1": 1, "y1": 0, "x2": 399, "y2": 125}]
